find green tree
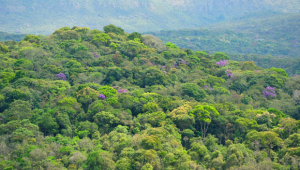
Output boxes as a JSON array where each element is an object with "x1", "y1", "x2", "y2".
[
  {"x1": 116, "y1": 158, "x2": 132, "y2": 170},
  {"x1": 38, "y1": 112, "x2": 59, "y2": 136},
  {"x1": 142, "y1": 102, "x2": 159, "y2": 113},
  {"x1": 142, "y1": 135, "x2": 161, "y2": 150},
  {"x1": 279, "y1": 118, "x2": 298, "y2": 136},
  {"x1": 93, "y1": 33, "x2": 111, "y2": 44},
  {"x1": 86, "y1": 151, "x2": 102, "y2": 170},
  {"x1": 120, "y1": 40, "x2": 145, "y2": 59},
  {"x1": 191, "y1": 105, "x2": 219, "y2": 138},
  {"x1": 141, "y1": 163, "x2": 153, "y2": 170},
  {"x1": 2, "y1": 100, "x2": 32, "y2": 121},
  {"x1": 270, "y1": 67, "x2": 288, "y2": 77},
  {"x1": 181, "y1": 83, "x2": 206, "y2": 101},
  {"x1": 165, "y1": 42, "x2": 179, "y2": 49},
  {"x1": 104, "y1": 24, "x2": 125, "y2": 35},
  {"x1": 127, "y1": 32, "x2": 143, "y2": 41},
  {"x1": 213, "y1": 52, "x2": 229, "y2": 61}
]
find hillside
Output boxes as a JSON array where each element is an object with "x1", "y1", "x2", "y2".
[
  {"x1": 148, "y1": 13, "x2": 300, "y2": 58},
  {"x1": 1, "y1": 0, "x2": 300, "y2": 34},
  {"x1": 0, "y1": 31, "x2": 26, "y2": 42},
  {"x1": 0, "y1": 25, "x2": 300, "y2": 169}
]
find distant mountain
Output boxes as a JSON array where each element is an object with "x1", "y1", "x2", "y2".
[
  {"x1": 1, "y1": 0, "x2": 300, "y2": 34},
  {"x1": 147, "y1": 13, "x2": 300, "y2": 58},
  {"x1": 0, "y1": 31, "x2": 26, "y2": 42}
]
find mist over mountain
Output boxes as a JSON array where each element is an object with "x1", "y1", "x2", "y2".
[{"x1": 1, "y1": 0, "x2": 300, "y2": 34}]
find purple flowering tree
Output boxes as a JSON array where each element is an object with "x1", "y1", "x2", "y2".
[
  {"x1": 174, "y1": 61, "x2": 178, "y2": 68},
  {"x1": 55, "y1": 73, "x2": 67, "y2": 81},
  {"x1": 92, "y1": 52, "x2": 99, "y2": 58},
  {"x1": 225, "y1": 69, "x2": 232, "y2": 77},
  {"x1": 180, "y1": 60, "x2": 189, "y2": 65},
  {"x1": 98, "y1": 94, "x2": 106, "y2": 100},
  {"x1": 263, "y1": 86, "x2": 277, "y2": 98},
  {"x1": 117, "y1": 88, "x2": 127, "y2": 94},
  {"x1": 216, "y1": 60, "x2": 229, "y2": 66}
]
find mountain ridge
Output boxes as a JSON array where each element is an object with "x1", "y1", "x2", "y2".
[{"x1": 1, "y1": 0, "x2": 300, "y2": 34}]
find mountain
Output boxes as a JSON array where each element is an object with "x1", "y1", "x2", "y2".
[
  {"x1": 1, "y1": 0, "x2": 300, "y2": 34},
  {"x1": 0, "y1": 31, "x2": 26, "y2": 42},
  {"x1": 147, "y1": 13, "x2": 300, "y2": 58}
]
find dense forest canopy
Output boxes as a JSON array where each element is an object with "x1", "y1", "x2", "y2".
[
  {"x1": 0, "y1": 25, "x2": 300, "y2": 169},
  {"x1": 147, "y1": 13, "x2": 300, "y2": 76}
]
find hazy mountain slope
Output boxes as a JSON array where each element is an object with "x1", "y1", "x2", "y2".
[
  {"x1": 147, "y1": 13, "x2": 300, "y2": 58},
  {"x1": 0, "y1": 31, "x2": 26, "y2": 42},
  {"x1": 1, "y1": 0, "x2": 300, "y2": 34}
]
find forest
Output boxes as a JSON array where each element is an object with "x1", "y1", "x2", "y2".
[
  {"x1": 147, "y1": 13, "x2": 300, "y2": 58},
  {"x1": 0, "y1": 25, "x2": 300, "y2": 170}
]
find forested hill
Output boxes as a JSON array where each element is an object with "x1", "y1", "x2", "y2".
[
  {"x1": 147, "y1": 13, "x2": 300, "y2": 58},
  {"x1": 0, "y1": 31, "x2": 26, "y2": 42},
  {"x1": 0, "y1": 25, "x2": 300, "y2": 169},
  {"x1": 1, "y1": 0, "x2": 300, "y2": 34}
]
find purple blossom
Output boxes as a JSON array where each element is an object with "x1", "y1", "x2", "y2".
[
  {"x1": 174, "y1": 61, "x2": 178, "y2": 68},
  {"x1": 253, "y1": 37, "x2": 258, "y2": 40},
  {"x1": 294, "y1": 44, "x2": 299, "y2": 47},
  {"x1": 263, "y1": 86, "x2": 277, "y2": 98},
  {"x1": 98, "y1": 94, "x2": 105, "y2": 100},
  {"x1": 228, "y1": 84, "x2": 231, "y2": 87},
  {"x1": 225, "y1": 69, "x2": 231, "y2": 73},
  {"x1": 55, "y1": 73, "x2": 67, "y2": 81},
  {"x1": 216, "y1": 60, "x2": 229, "y2": 66},
  {"x1": 209, "y1": 87, "x2": 214, "y2": 90},
  {"x1": 256, "y1": 70, "x2": 260, "y2": 72},
  {"x1": 92, "y1": 52, "x2": 99, "y2": 58},
  {"x1": 280, "y1": 127, "x2": 284, "y2": 129},
  {"x1": 189, "y1": 41, "x2": 192, "y2": 44},
  {"x1": 164, "y1": 71, "x2": 167, "y2": 74},
  {"x1": 162, "y1": 66, "x2": 166, "y2": 70},
  {"x1": 117, "y1": 88, "x2": 127, "y2": 94},
  {"x1": 204, "y1": 85, "x2": 208, "y2": 89},
  {"x1": 180, "y1": 60, "x2": 189, "y2": 65},
  {"x1": 152, "y1": 63, "x2": 155, "y2": 66},
  {"x1": 293, "y1": 39, "x2": 298, "y2": 43},
  {"x1": 227, "y1": 73, "x2": 232, "y2": 77}
]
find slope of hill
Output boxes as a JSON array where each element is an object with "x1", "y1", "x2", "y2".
[
  {"x1": 1, "y1": 0, "x2": 300, "y2": 34},
  {"x1": 0, "y1": 25, "x2": 300, "y2": 169},
  {"x1": 0, "y1": 31, "x2": 26, "y2": 42},
  {"x1": 147, "y1": 13, "x2": 300, "y2": 58}
]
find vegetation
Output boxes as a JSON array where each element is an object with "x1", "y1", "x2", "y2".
[
  {"x1": 1, "y1": 0, "x2": 299, "y2": 34},
  {"x1": 0, "y1": 31, "x2": 26, "y2": 42},
  {"x1": 148, "y1": 13, "x2": 300, "y2": 58},
  {"x1": 0, "y1": 25, "x2": 300, "y2": 169}
]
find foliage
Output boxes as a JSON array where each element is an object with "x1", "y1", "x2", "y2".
[{"x1": 0, "y1": 24, "x2": 299, "y2": 170}]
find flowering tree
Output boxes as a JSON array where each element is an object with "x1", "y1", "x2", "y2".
[
  {"x1": 225, "y1": 69, "x2": 232, "y2": 77},
  {"x1": 263, "y1": 86, "x2": 276, "y2": 98},
  {"x1": 117, "y1": 88, "x2": 127, "y2": 94},
  {"x1": 174, "y1": 61, "x2": 178, "y2": 68},
  {"x1": 216, "y1": 60, "x2": 229, "y2": 66},
  {"x1": 180, "y1": 60, "x2": 189, "y2": 65},
  {"x1": 55, "y1": 73, "x2": 67, "y2": 80},
  {"x1": 98, "y1": 94, "x2": 105, "y2": 100},
  {"x1": 92, "y1": 52, "x2": 99, "y2": 58}
]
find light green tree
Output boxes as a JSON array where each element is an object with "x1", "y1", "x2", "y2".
[{"x1": 191, "y1": 105, "x2": 219, "y2": 138}]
